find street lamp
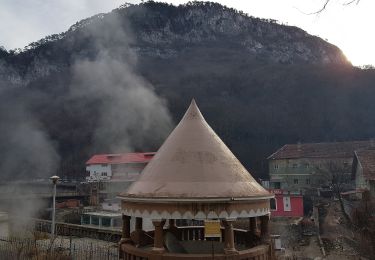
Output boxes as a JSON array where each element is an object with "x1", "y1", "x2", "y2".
[{"x1": 50, "y1": 175, "x2": 60, "y2": 238}]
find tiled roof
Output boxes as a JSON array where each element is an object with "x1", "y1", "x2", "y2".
[
  {"x1": 268, "y1": 140, "x2": 373, "y2": 160},
  {"x1": 355, "y1": 150, "x2": 375, "y2": 181},
  {"x1": 86, "y1": 152, "x2": 155, "y2": 165}
]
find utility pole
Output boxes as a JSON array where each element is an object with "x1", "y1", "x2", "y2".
[{"x1": 50, "y1": 175, "x2": 60, "y2": 238}]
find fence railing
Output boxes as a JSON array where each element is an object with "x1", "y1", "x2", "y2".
[{"x1": 0, "y1": 236, "x2": 118, "y2": 260}]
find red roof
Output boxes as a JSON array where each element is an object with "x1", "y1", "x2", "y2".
[
  {"x1": 268, "y1": 140, "x2": 373, "y2": 160},
  {"x1": 86, "y1": 152, "x2": 155, "y2": 165}
]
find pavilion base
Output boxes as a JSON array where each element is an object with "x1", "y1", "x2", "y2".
[{"x1": 120, "y1": 243, "x2": 271, "y2": 260}]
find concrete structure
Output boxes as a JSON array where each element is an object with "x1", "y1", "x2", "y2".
[
  {"x1": 352, "y1": 150, "x2": 375, "y2": 198},
  {"x1": 269, "y1": 189, "x2": 304, "y2": 217},
  {"x1": 268, "y1": 141, "x2": 373, "y2": 191},
  {"x1": 118, "y1": 100, "x2": 275, "y2": 259}
]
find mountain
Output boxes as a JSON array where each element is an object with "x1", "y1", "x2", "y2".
[{"x1": 0, "y1": 1, "x2": 374, "y2": 180}]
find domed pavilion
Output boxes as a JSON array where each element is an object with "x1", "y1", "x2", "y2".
[{"x1": 118, "y1": 100, "x2": 274, "y2": 259}]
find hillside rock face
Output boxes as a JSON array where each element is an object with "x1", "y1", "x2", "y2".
[
  {"x1": 1, "y1": 2, "x2": 347, "y2": 87},
  {"x1": 0, "y1": 2, "x2": 373, "y2": 181},
  {"x1": 127, "y1": 2, "x2": 347, "y2": 64}
]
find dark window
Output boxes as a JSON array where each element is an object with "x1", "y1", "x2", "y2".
[
  {"x1": 294, "y1": 179, "x2": 298, "y2": 184},
  {"x1": 91, "y1": 216, "x2": 99, "y2": 225},
  {"x1": 305, "y1": 164, "x2": 309, "y2": 168},
  {"x1": 270, "y1": 198, "x2": 277, "y2": 210},
  {"x1": 274, "y1": 164, "x2": 279, "y2": 169},
  {"x1": 306, "y1": 179, "x2": 310, "y2": 185},
  {"x1": 292, "y1": 164, "x2": 298, "y2": 168},
  {"x1": 101, "y1": 217, "x2": 111, "y2": 227},
  {"x1": 82, "y1": 215, "x2": 90, "y2": 225},
  {"x1": 273, "y1": 182, "x2": 281, "y2": 189}
]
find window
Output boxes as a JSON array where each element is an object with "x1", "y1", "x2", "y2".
[
  {"x1": 273, "y1": 182, "x2": 281, "y2": 189},
  {"x1": 306, "y1": 179, "x2": 310, "y2": 185},
  {"x1": 292, "y1": 164, "x2": 298, "y2": 168},
  {"x1": 294, "y1": 179, "x2": 298, "y2": 184},
  {"x1": 274, "y1": 164, "x2": 279, "y2": 169},
  {"x1": 305, "y1": 163, "x2": 309, "y2": 168},
  {"x1": 101, "y1": 217, "x2": 111, "y2": 227},
  {"x1": 91, "y1": 216, "x2": 99, "y2": 226},
  {"x1": 101, "y1": 172, "x2": 107, "y2": 176},
  {"x1": 101, "y1": 164, "x2": 107, "y2": 167},
  {"x1": 82, "y1": 215, "x2": 90, "y2": 225},
  {"x1": 270, "y1": 198, "x2": 277, "y2": 211},
  {"x1": 283, "y1": 196, "x2": 291, "y2": 211}
]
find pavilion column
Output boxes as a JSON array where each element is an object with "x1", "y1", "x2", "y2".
[
  {"x1": 168, "y1": 219, "x2": 180, "y2": 238},
  {"x1": 152, "y1": 219, "x2": 166, "y2": 253},
  {"x1": 132, "y1": 217, "x2": 144, "y2": 246},
  {"x1": 135, "y1": 217, "x2": 143, "y2": 231},
  {"x1": 168, "y1": 219, "x2": 175, "y2": 228},
  {"x1": 260, "y1": 215, "x2": 270, "y2": 241},
  {"x1": 121, "y1": 214, "x2": 131, "y2": 241},
  {"x1": 222, "y1": 219, "x2": 237, "y2": 254},
  {"x1": 249, "y1": 217, "x2": 257, "y2": 235}
]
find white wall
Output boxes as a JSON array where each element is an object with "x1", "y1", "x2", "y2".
[
  {"x1": 102, "y1": 201, "x2": 121, "y2": 212},
  {"x1": 86, "y1": 164, "x2": 112, "y2": 182}
]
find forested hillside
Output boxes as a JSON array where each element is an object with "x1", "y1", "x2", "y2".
[{"x1": 0, "y1": 2, "x2": 374, "y2": 180}]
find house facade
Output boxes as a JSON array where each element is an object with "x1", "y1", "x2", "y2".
[
  {"x1": 269, "y1": 189, "x2": 304, "y2": 217},
  {"x1": 268, "y1": 141, "x2": 373, "y2": 191},
  {"x1": 86, "y1": 152, "x2": 155, "y2": 182},
  {"x1": 353, "y1": 150, "x2": 375, "y2": 198},
  {"x1": 86, "y1": 152, "x2": 155, "y2": 203}
]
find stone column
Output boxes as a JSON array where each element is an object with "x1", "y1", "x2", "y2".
[
  {"x1": 132, "y1": 217, "x2": 144, "y2": 246},
  {"x1": 152, "y1": 219, "x2": 166, "y2": 253},
  {"x1": 222, "y1": 219, "x2": 237, "y2": 254},
  {"x1": 168, "y1": 219, "x2": 180, "y2": 238},
  {"x1": 135, "y1": 217, "x2": 143, "y2": 231},
  {"x1": 260, "y1": 215, "x2": 270, "y2": 241},
  {"x1": 249, "y1": 217, "x2": 257, "y2": 235},
  {"x1": 121, "y1": 214, "x2": 131, "y2": 241},
  {"x1": 168, "y1": 219, "x2": 175, "y2": 228}
]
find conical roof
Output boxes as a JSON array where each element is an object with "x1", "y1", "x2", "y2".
[{"x1": 120, "y1": 100, "x2": 271, "y2": 202}]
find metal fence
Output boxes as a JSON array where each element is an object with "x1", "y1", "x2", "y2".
[{"x1": 0, "y1": 236, "x2": 118, "y2": 260}]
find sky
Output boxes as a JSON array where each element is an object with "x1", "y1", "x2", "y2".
[{"x1": 0, "y1": 0, "x2": 374, "y2": 66}]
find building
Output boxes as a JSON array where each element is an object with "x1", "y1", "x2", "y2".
[
  {"x1": 81, "y1": 211, "x2": 122, "y2": 229},
  {"x1": 352, "y1": 149, "x2": 375, "y2": 198},
  {"x1": 268, "y1": 141, "x2": 373, "y2": 191},
  {"x1": 269, "y1": 189, "x2": 304, "y2": 217},
  {"x1": 86, "y1": 152, "x2": 155, "y2": 182},
  {"x1": 118, "y1": 100, "x2": 275, "y2": 259},
  {"x1": 85, "y1": 152, "x2": 155, "y2": 203}
]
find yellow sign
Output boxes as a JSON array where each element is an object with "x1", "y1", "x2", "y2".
[{"x1": 204, "y1": 220, "x2": 221, "y2": 238}]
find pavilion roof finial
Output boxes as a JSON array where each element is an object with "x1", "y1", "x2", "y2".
[{"x1": 181, "y1": 98, "x2": 204, "y2": 121}]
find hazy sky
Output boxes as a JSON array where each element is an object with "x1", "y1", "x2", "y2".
[{"x1": 0, "y1": 0, "x2": 373, "y2": 66}]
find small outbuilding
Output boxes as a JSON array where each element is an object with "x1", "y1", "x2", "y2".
[{"x1": 118, "y1": 100, "x2": 274, "y2": 259}]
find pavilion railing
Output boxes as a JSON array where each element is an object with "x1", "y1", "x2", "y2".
[{"x1": 120, "y1": 226, "x2": 270, "y2": 260}]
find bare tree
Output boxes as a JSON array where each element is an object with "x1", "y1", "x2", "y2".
[
  {"x1": 302, "y1": 0, "x2": 361, "y2": 14},
  {"x1": 314, "y1": 160, "x2": 352, "y2": 196}
]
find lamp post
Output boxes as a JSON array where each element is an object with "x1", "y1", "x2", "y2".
[{"x1": 50, "y1": 175, "x2": 60, "y2": 238}]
